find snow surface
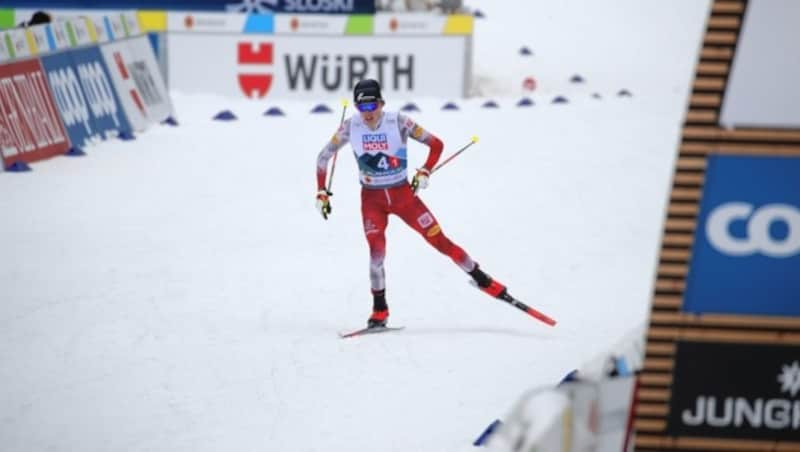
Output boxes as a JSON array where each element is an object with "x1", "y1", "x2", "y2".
[{"x1": 0, "y1": 1, "x2": 710, "y2": 451}]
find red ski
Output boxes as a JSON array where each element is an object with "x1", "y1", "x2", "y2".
[{"x1": 471, "y1": 281, "x2": 557, "y2": 327}]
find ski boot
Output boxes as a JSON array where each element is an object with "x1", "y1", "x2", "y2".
[
  {"x1": 469, "y1": 264, "x2": 508, "y2": 299},
  {"x1": 367, "y1": 309, "x2": 389, "y2": 328}
]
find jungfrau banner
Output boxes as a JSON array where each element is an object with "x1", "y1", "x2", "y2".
[
  {"x1": 40, "y1": 46, "x2": 133, "y2": 149},
  {"x1": 667, "y1": 341, "x2": 800, "y2": 441},
  {"x1": 168, "y1": 34, "x2": 467, "y2": 99},
  {"x1": 0, "y1": 58, "x2": 70, "y2": 168}
]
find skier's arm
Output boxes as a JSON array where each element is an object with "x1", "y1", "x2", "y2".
[
  {"x1": 316, "y1": 119, "x2": 351, "y2": 191},
  {"x1": 398, "y1": 113, "x2": 443, "y2": 172}
]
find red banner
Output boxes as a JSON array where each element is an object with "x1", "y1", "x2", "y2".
[{"x1": 0, "y1": 58, "x2": 70, "y2": 168}]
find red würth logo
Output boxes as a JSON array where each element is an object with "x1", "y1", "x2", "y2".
[{"x1": 237, "y1": 42, "x2": 273, "y2": 99}]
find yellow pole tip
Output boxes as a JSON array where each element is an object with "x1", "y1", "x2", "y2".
[
  {"x1": 342, "y1": 99, "x2": 349, "y2": 107},
  {"x1": 471, "y1": 136, "x2": 479, "y2": 143}
]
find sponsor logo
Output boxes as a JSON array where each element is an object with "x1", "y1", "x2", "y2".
[
  {"x1": 417, "y1": 212, "x2": 434, "y2": 229},
  {"x1": 226, "y1": 0, "x2": 279, "y2": 13},
  {"x1": 184, "y1": 15, "x2": 230, "y2": 30},
  {"x1": 237, "y1": 42, "x2": 274, "y2": 99},
  {"x1": 683, "y1": 156, "x2": 800, "y2": 317},
  {"x1": 681, "y1": 362, "x2": 800, "y2": 431},
  {"x1": 285, "y1": 52, "x2": 414, "y2": 92},
  {"x1": 29, "y1": 29, "x2": 47, "y2": 50},
  {"x1": 364, "y1": 218, "x2": 379, "y2": 235},
  {"x1": 707, "y1": 202, "x2": 800, "y2": 258},
  {"x1": 13, "y1": 35, "x2": 27, "y2": 54},
  {"x1": 47, "y1": 62, "x2": 122, "y2": 135},
  {"x1": 426, "y1": 224, "x2": 441, "y2": 237},
  {"x1": 412, "y1": 125, "x2": 423, "y2": 139},
  {"x1": 668, "y1": 342, "x2": 800, "y2": 440},
  {"x1": 389, "y1": 17, "x2": 430, "y2": 32},
  {"x1": 129, "y1": 61, "x2": 163, "y2": 107},
  {"x1": 227, "y1": 0, "x2": 371, "y2": 13},
  {"x1": 362, "y1": 133, "x2": 388, "y2": 151},
  {"x1": 289, "y1": 16, "x2": 333, "y2": 32},
  {"x1": 112, "y1": 51, "x2": 146, "y2": 116},
  {"x1": 284, "y1": 0, "x2": 355, "y2": 13},
  {"x1": 234, "y1": 42, "x2": 415, "y2": 98},
  {"x1": 53, "y1": 26, "x2": 68, "y2": 48},
  {"x1": 0, "y1": 61, "x2": 68, "y2": 161}
]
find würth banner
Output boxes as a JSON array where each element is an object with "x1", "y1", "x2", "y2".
[{"x1": 0, "y1": 58, "x2": 70, "y2": 168}]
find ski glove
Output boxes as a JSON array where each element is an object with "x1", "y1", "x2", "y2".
[
  {"x1": 411, "y1": 168, "x2": 431, "y2": 193},
  {"x1": 316, "y1": 189, "x2": 332, "y2": 220}
]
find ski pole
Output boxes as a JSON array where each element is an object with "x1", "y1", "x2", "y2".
[
  {"x1": 432, "y1": 136, "x2": 479, "y2": 174},
  {"x1": 326, "y1": 99, "x2": 349, "y2": 193}
]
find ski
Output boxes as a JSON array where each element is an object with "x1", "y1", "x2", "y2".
[
  {"x1": 470, "y1": 281, "x2": 557, "y2": 327},
  {"x1": 338, "y1": 326, "x2": 405, "y2": 339}
]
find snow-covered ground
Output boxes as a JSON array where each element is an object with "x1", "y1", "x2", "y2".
[{"x1": 0, "y1": 1, "x2": 710, "y2": 451}]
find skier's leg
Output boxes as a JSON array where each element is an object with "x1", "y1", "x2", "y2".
[
  {"x1": 361, "y1": 189, "x2": 390, "y2": 326},
  {"x1": 394, "y1": 187, "x2": 475, "y2": 271},
  {"x1": 394, "y1": 186, "x2": 507, "y2": 297}
]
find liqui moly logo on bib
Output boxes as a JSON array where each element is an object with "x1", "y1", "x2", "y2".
[{"x1": 362, "y1": 134, "x2": 388, "y2": 151}]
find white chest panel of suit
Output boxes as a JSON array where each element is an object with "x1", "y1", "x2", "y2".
[{"x1": 349, "y1": 112, "x2": 408, "y2": 189}]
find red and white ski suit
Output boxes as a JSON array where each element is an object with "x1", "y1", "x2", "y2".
[{"x1": 316, "y1": 111, "x2": 475, "y2": 291}]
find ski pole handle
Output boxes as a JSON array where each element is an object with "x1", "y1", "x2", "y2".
[
  {"x1": 432, "y1": 136, "x2": 479, "y2": 174},
  {"x1": 326, "y1": 99, "x2": 349, "y2": 193}
]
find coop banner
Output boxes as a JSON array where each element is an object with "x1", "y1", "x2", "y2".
[
  {"x1": 40, "y1": 45, "x2": 133, "y2": 149},
  {"x1": 683, "y1": 155, "x2": 800, "y2": 317}
]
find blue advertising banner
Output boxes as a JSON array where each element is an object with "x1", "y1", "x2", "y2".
[
  {"x1": 40, "y1": 45, "x2": 132, "y2": 149},
  {"x1": 10, "y1": 0, "x2": 375, "y2": 14},
  {"x1": 683, "y1": 155, "x2": 800, "y2": 316}
]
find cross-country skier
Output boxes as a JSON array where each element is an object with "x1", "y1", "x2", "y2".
[{"x1": 315, "y1": 79, "x2": 507, "y2": 328}]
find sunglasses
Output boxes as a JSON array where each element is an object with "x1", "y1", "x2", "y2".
[{"x1": 356, "y1": 102, "x2": 379, "y2": 112}]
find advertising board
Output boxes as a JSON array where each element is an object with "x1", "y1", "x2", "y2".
[
  {"x1": 41, "y1": 46, "x2": 133, "y2": 148},
  {"x1": 0, "y1": 58, "x2": 70, "y2": 168},
  {"x1": 667, "y1": 341, "x2": 800, "y2": 441},
  {"x1": 683, "y1": 155, "x2": 800, "y2": 317},
  {"x1": 168, "y1": 34, "x2": 467, "y2": 99}
]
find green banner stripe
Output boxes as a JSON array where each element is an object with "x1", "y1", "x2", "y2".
[
  {"x1": 4, "y1": 33, "x2": 14, "y2": 58},
  {"x1": 0, "y1": 9, "x2": 15, "y2": 30},
  {"x1": 66, "y1": 22, "x2": 77, "y2": 46},
  {"x1": 121, "y1": 15, "x2": 130, "y2": 37},
  {"x1": 345, "y1": 15, "x2": 373, "y2": 35}
]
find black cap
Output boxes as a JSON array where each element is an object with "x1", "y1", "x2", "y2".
[{"x1": 353, "y1": 79, "x2": 382, "y2": 104}]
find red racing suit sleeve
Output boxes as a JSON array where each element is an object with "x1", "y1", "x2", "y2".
[
  {"x1": 398, "y1": 113, "x2": 443, "y2": 172},
  {"x1": 316, "y1": 118, "x2": 351, "y2": 191}
]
